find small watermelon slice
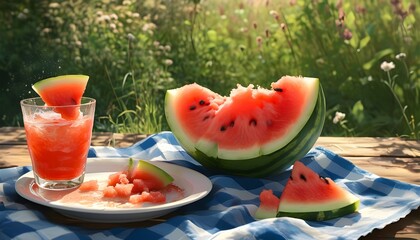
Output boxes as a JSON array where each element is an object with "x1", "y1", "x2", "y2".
[
  {"x1": 130, "y1": 160, "x2": 174, "y2": 191},
  {"x1": 276, "y1": 161, "x2": 360, "y2": 221},
  {"x1": 32, "y1": 75, "x2": 89, "y2": 120},
  {"x1": 165, "y1": 76, "x2": 326, "y2": 177}
]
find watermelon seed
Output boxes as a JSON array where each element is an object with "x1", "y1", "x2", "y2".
[
  {"x1": 203, "y1": 115, "x2": 210, "y2": 121},
  {"x1": 189, "y1": 105, "x2": 196, "y2": 111},
  {"x1": 320, "y1": 176, "x2": 329, "y2": 185},
  {"x1": 220, "y1": 126, "x2": 227, "y2": 132},
  {"x1": 199, "y1": 100, "x2": 206, "y2": 105},
  {"x1": 289, "y1": 175, "x2": 293, "y2": 180},
  {"x1": 274, "y1": 88, "x2": 283, "y2": 92},
  {"x1": 249, "y1": 119, "x2": 257, "y2": 126},
  {"x1": 299, "y1": 174, "x2": 307, "y2": 182},
  {"x1": 229, "y1": 121, "x2": 235, "y2": 127}
]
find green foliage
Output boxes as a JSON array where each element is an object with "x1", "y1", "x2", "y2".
[{"x1": 1, "y1": 0, "x2": 419, "y2": 138}]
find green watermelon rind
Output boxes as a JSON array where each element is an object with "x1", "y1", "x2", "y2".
[
  {"x1": 134, "y1": 160, "x2": 174, "y2": 186},
  {"x1": 190, "y1": 85, "x2": 326, "y2": 177},
  {"x1": 276, "y1": 200, "x2": 360, "y2": 221},
  {"x1": 32, "y1": 74, "x2": 89, "y2": 96}
]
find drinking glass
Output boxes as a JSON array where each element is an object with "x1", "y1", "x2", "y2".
[{"x1": 20, "y1": 97, "x2": 95, "y2": 190}]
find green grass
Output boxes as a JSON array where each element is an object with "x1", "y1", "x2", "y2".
[{"x1": 0, "y1": 0, "x2": 419, "y2": 138}]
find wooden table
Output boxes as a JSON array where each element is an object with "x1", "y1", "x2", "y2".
[{"x1": 1, "y1": 127, "x2": 419, "y2": 239}]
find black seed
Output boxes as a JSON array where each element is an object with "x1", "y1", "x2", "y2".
[
  {"x1": 199, "y1": 100, "x2": 206, "y2": 105},
  {"x1": 189, "y1": 105, "x2": 196, "y2": 110},
  {"x1": 220, "y1": 126, "x2": 227, "y2": 132},
  {"x1": 300, "y1": 174, "x2": 307, "y2": 182},
  {"x1": 274, "y1": 88, "x2": 283, "y2": 92},
  {"x1": 249, "y1": 119, "x2": 257, "y2": 126},
  {"x1": 289, "y1": 175, "x2": 293, "y2": 180},
  {"x1": 203, "y1": 115, "x2": 210, "y2": 121},
  {"x1": 320, "y1": 176, "x2": 329, "y2": 184},
  {"x1": 229, "y1": 121, "x2": 235, "y2": 127}
]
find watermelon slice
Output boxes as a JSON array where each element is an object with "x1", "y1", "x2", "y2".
[
  {"x1": 32, "y1": 75, "x2": 89, "y2": 120},
  {"x1": 276, "y1": 161, "x2": 360, "y2": 221},
  {"x1": 130, "y1": 160, "x2": 174, "y2": 191},
  {"x1": 165, "y1": 76, "x2": 326, "y2": 177}
]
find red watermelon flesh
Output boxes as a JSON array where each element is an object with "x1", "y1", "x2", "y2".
[
  {"x1": 165, "y1": 76, "x2": 320, "y2": 160},
  {"x1": 255, "y1": 189, "x2": 280, "y2": 219},
  {"x1": 32, "y1": 75, "x2": 89, "y2": 120},
  {"x1": 276, "y1": 161, "x2": 359, "y2": 221},
  {"x1": 130, "y1": 160, "x2": 174, "y2": 191}
]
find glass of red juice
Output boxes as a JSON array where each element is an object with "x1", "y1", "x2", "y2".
[{"x1": 20, "y1": 97, "x2": 95, "y2": 190}]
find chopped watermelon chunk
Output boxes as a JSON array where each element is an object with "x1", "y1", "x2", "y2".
[
  {"x1": 78, "y1": 180, "x2": 99, "y2": 192},
  {"x1": 255, "y1": 189, "x2": 280, "y2": 219}
]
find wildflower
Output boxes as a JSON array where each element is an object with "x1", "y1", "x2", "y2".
[
  {"x1": 280, "y1": 23, "x2": 286, "y2": 31},
  {"x1": 164, "y1": 45, "x2": 171, "y2": 51},
  {"x1": 23, "y1": 8, "x2": 29, "y2": 14},
  {"x1": 75, "y1": 40, "x2": 82, "y2": 47},
  {"x1": 127, "y1": 33, "x2": 135, "y2": 41},
  {"x1": 109, "y1": 23, "x2": 116, "y2": 30},
  {"x1": 17, "y1": 12, "x2": 27, "y2": 20},
  {"x1": 49, "y1": 2, "x2": 60, "y2": 8},
  {"x1": 132, "y1": 13, "x2": 140, "y2": 18},
  {"x1": 253, "y1": 22, "x2": 258, "y2": 29},
  {"x1": 333, "y1": 112, "x2": 346, "y2": 124},
  {"x1": 256, "y1": 36, "x2": 263, "y2": 47},
  {"x1": 110, "y1": 13, "x2": 118, "y2": 20},
  {"x1": 269, "y1": 10, "x2": 279, "y2": 21},
  {"x1": 164, "y1": 59, "x2": 173, "y2": 66},
  {"x1": 153, "y1": 41, "x2": 160, "y2": 47},
  {"x1": 380, "y1": 61, "x2": 395, "y2": 72},
  {"x1": 396, "y1": 53, "x2": 406, "y2": 60},
  {"x1": 343, "y1": 28, "x2": 352, "y2": 40}
]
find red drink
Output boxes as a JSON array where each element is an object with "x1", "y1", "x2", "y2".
[{"x1": 21, "y1": 97, "x2": 95, "y2": 190}]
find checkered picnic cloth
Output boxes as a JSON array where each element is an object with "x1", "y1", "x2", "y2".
[{"x1": 1, "y1": 131, "x2": 419, "y2": 240}]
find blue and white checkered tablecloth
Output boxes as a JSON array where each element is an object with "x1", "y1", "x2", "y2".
[{"x1": 1, "y1": 131, "x2": 419, "y2": 240}]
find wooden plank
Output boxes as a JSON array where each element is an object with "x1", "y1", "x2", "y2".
[{"x1": 316, "y1": 137, "x2": 420, "y2": 158}]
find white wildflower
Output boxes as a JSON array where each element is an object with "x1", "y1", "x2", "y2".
[
  {"x1": 17, "y1": 13, "x2": 27, "y2": 20},
  {"x1": 333, "y1": 111, "x2": 346, "y2": 124},
  {"x1": 164, "y1": 59, "x2": 173, "y2": 66},
  {"x1": 127, "y1": 33, "x2": 135, "y2": 41},
  {"x1": 110, "y1": 13, "x2": 118, "y2": 20},
  {"x1": 396, "y1": 53, "x2": 406, "y2": 60},
  {"x1": 132, "y1": 13, "x2": 140, "y2": 18},
  {"x1": 23, "y1": 8, "x2": 29, "y2": 14},
  {"x1": 49, "y1": 2, "x2": 60, "y2": 8},
  {"x1": 109, "y1": 23, "x2": 116, "y2": 30},
  {"x1": 380, "y1": 61, "x2": 395, "y2": 72}
]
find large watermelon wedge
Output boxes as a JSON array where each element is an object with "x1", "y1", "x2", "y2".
[
  {"x1": 165, "y1": 76, "x2": 325, "y2": 177},
  {"x1": 32, "y1": 75, "x2": 89, "y2": 120}
]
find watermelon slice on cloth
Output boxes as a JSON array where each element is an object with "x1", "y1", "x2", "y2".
[
  {"x1": 256, "y1": 161, "x2": 360, "y2": 221},
  {"x1": 165, "y1": 76, "x2": 326, "y2": 177},
  {"x1": 32, "y1": 75, "x2": 89, "y2": 120}
]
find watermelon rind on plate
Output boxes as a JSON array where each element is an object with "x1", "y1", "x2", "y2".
[{"x1": 165, "y1": 76, "x2": 326, "y2": 177}]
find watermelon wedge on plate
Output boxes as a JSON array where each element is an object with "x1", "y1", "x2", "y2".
[
  {"x1": 165, "y1": 76, "x2": 326, "y2": 177},
  {"x1": 32, "y1": 75, "x2": 89, "y2": 120}
]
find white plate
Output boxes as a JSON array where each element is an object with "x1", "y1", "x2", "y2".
[{"x1": 15, "y1": 158, "x2": 212, "y2": 223}]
